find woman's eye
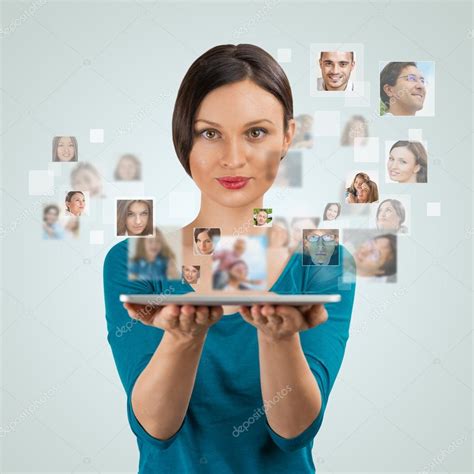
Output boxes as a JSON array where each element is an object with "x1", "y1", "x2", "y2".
[
  {"x1": 200, "y1": 129, "x2": 219, "y2": 140},
  {"x1": 248, "y1": 128, "x2": 267, "y2": 139}
]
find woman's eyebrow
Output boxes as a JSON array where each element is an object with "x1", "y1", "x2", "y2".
[{"x1": 194, "y1": 118, "x2": 275, "y2": 126}]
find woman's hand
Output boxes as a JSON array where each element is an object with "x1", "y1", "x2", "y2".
[
  {"x1": 123, "y1": 303, "x2": 223, "y2": 340},
  {"x1": 239, "y1": 304, "x2": 328, "y2": 341}
]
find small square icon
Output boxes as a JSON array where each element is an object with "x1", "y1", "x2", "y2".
[
  {"x1": 313, "y1": 111, "x2": 340, "y2": 137},
  {"x1": 90, "y1": 129, "x2": 104, "y2": 143},
  {"x1": 29, "y1": 170, "x2": 54, "y2": 196},
  {"x1": 89, "y1": 230, "x2": 104, "y2": 244},
  {"x1": 427, "y1": 202, "x2": 441, "y2": 216},
  {"x1": 277, "y1": 48, "x2": 292, "y2": 63}
]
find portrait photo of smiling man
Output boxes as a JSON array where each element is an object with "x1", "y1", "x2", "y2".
[
  {"x1": 317, "y1": 51, "x2": 355, "y2": 92},
  {"x1": 380, "y1": 61, "x2": 435, "y2": 116}
]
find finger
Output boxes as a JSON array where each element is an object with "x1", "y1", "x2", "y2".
[
  {"x1": 306, "y1": 304, "x2": 328, "y2": 327},
  {"x1": 179, "y1": 306, "x2": 196, "y2": 332},
  {"x1": 209, "y1": 306, "x2": 223, "y2": 324},
  {"x1": 160, "y1": 304, "x2": 181, "y2": 329},
  {"x1": 239, "y1": 306, "x2": 253, "y2": 322},
  {"x1": 251, "y1": 305, "x2": 268, "y2": 325},
  {"x1": 195, "y1": 306, "x2": 210, "y2": 325},
  {"x1": 261, "y1": 304, "x2": 275, "y2": 317}
]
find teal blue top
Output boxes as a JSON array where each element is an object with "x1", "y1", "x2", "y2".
[{"x1": 103, "y1": 240, "x2": 356, "y2": 474}]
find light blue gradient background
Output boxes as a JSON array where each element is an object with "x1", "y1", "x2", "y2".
[{"x1": 1, "y1": 1, "x2": 472, "y2": 472}]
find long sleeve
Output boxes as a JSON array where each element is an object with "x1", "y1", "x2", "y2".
[
  {"x1": 103, "y1": 240, "x2": 188, "y2": 450},
  {"x1": 266, "y1": 246, "x2": 356, "y2": 452}
]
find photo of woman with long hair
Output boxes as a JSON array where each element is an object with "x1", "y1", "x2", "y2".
[
  {"x1": 128, "y1": 228, "x2": 179, "y2": 281},
  {"x1": 103, "y1": 44, "x2": 356, "y2": 474},
  {"x1": 116, "y1": 199, "x2": 154, "y2": 237},
  {"x1": 386, "y1": 140, "x2": 428, "y2": 183}
]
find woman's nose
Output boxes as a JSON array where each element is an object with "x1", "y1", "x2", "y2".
[{"x1": 220, "y1": 138, "x2": 246, "y2": 168}]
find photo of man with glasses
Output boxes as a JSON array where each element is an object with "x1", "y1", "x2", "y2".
[{"x1": 380, "y1": 61, "x2": 429, "y2": 116}]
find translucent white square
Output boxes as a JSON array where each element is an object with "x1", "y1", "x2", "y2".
[
  {"x1": 48, "y1": 162, "x2": 63, "y2": 177},
  {"x1": 427, "y1": 202, "x2": 441, "y2": 216},
  {"x1": 169, "y1": 191, "x2": 200, "y2": 219},
  {"x1": 354, "y1": 137, "x2": 379, "y2": 163},
  {"x1": 408, "y1": 129, "x2": 423, "y2": 141},
  {"x1": 28, "y1": 170, "x2": 54, "y2": 196},
  {"x1": 89, "y1": 230, "x2": 104, "y2": 245},
  {"x1": 313, "y1": 111, "x2": 340, "y2": 137},
  {"x1": 90, "y1": 128, "x2": 104, "y2": 143},
  {"x1": 277, "y1": 48, "x2": 292, "y2": 63},
  {"x1": 344, "y1": 81, "x2": 371, "y2": 107}
]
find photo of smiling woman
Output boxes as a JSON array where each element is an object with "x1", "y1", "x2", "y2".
[
  {"x1": 116, "y1": 199, "x2": 154, "y2": 237},
  {"x1": 103, "y1": 44, "x2": 356, "y2": 474},
  {"x1": 386, "y1": 140, "x2": 428, "y2": 183},
  {"x1": 52, "y1": 136, "x2": 78, "y2": 162}
]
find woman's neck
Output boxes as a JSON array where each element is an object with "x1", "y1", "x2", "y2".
[{"x1": 188, "y1": 193, "x2": 264, "y2": 235}]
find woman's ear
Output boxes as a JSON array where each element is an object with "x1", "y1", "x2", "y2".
[{"x1": 282, "y1": 118, "x2": 296, "y2": 157}]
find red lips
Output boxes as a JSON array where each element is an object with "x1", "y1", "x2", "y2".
[{"x1": 216, "y1": 176, "x2": 250, "y2": 190}]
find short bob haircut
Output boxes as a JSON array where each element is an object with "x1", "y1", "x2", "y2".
[
  {"x1": 380, "y1": 61, "x2": 417, "y2": 108},
  {"x1": 389, "y1": 140, "x2": 428, "y2": 183},
  {"x1": 172, "y1": 44, "x2": 294, "y2": 177}
]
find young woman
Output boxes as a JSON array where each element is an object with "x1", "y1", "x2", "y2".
[
  {"x1": 70, "y1": 162, "x2": 104, "y2": 198},
  {"x1": 376, "y1": 199, "x2": 407, "y2": 233},
  {"x1": 387, "y1": 140, "x2": 428, "y2": 183},
  {"x1": 64, "y1": 191, "x2": 85, "y2": 216},
  {"x1": 354, "y1": 180, "x2": 379, "y2": 204},
  {"x1": 114, "y1": 153, "x2": 142, "y2": 181},
  {"x1": 52, "y1": 136, "x2": 78, "y2": 162},
  {"x1": 116, "y1": 199, "x2": 154, "y2": 237},
  {"x1": 345, "y1": 172, "x2": 370, "y2": 203},
  {"x1": 182, "y1": 265, "x2": 200, "y2": 285},
  {"x1": 193, "y1": 227, "x2": 221, "y2": 255},
  {"x1": 323, "y1": 202, "x2": 341, "y2": 221},
  {"x1": 104, "y1": 44, "x2": 356, "y2": 474},
  {"x1": 129, "y1": 229, "x2": 179, "y2": 281}
]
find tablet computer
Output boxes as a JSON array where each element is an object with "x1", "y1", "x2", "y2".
[{"x1": 120, "y1": 294, "x2": 341, "y2": 306}]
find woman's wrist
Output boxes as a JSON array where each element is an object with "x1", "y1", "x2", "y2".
[{"x1": 162, "y1": 329, "x2": 207, "y2": 351}]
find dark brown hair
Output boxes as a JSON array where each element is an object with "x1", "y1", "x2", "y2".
[
  {"x1": 389, "y1": 140, "x2": 428, "y2": 183},
  {"x1": 116, "y1": 199, "x2": 153, "y2": 236},
  {"x1": 65, "y1": 191, "x2": 84, "y2": 212},
  {"x1": 380, "y1": 62, "x2": 417, "y2": 108},
  {"x1": 172, "y1": 44, "x2": 294, "y2": 177}
]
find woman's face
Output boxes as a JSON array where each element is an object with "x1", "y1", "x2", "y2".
[
  {"x1": 183, "y1": 266, "x2": 199, "y2": 284},
  {"x1": 387, "y1": 146, "x2": 420, "y2": 183},
  {"x1": 304, "y1": 230, "x2": 337, "y2": 265},
  {"x1": 67, "y1": 193, "x2": 85, "y2": 216},
  {"x1": 196, "y1": 231, "x2": 214, "y2": 255},
  {"x1": 189, "y1": 79, "x2": 295, "y2": 209},
  {"x1": 325, "y1": 204, "x2": 339, "y2": 220},
  {"x1": 256, "y1": 210, "x2": 268, "y2": 226},
  {"x1": 357, "y1": 183, "x2": 370, "y2": 203},
  {"x1": 229, "y1": 262, "x2": 248, "y2": 281},
  {"x1": 126, "y1": 202, "x2": 149, "y2": 235},
  {"x1": 56, "y1": 137, "x2": 75, "y2": 161},
  {"x1": 72, "y1": 169, "x2": 102, "y2": 197},
  {"x1": 354, "y1": 176, "x2": 366, "y2": 191},
  {"x1": 117, "y1": 157, "x2": 138, "y2": 180},
  {"x1": 377, "y1": 202, "x2": 401, "y2": 230},
  {"x1": 45, "y1": 209, "x2": 59, "y2": 225},
  {"x1": 354, "y1": 237, "x2": 392, "y2": 276},
  {"x1": 144, "y1": 237, "x2": 161, "y2": 259}
]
